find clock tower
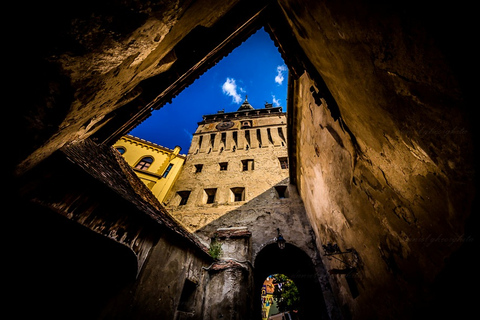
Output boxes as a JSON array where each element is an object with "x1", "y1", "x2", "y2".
[{"x1": 164, "y1": 97, "x2": 309, "y2": 256}]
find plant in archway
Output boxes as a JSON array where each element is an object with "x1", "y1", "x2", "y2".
[{"x1": 272, "y1": 274, "x2": 300, "y2": 314}]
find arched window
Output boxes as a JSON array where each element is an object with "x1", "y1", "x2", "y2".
[
  {"x1": 135, "y1": 156, "x2": 153, "y2": 170},
  {"x1": 115, "y1": 147, "x2": 126, "y2": 154}
]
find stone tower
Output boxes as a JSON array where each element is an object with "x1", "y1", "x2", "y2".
[{"x1": 165, "y1": 97, "x2": 292, "y2": 241}]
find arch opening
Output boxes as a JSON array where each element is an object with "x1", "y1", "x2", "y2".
[
  {"x1": 261, "y1": 274, "x2": 300, "y2": 320},
  {"x1": 254, "y1": 243, "x2": 329, "y2": 320}
]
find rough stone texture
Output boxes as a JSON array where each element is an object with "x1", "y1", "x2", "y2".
[
  {"x1": 291, "y1": 71, "x2": 474, "y2": 319},
  {"x1": 203, "y1": 228, "x2": 254, "y2": 320},
  {"x1": 99, "y1": 234, "x2": 212, "y2": 320}
]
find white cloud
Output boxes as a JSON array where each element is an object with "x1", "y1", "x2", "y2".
[
  {"x1": 272, "y1": 95, "x2": 281, "y2": 107},
  {"x1": 222, "y1": 78, "x2": 243, "y2": 104},
  {"x1": 275, "y1": 65, "x2": 287, "y2": 85}
]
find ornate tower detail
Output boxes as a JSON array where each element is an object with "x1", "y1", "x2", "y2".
[{"x1": 165, "y1": 98, "x2": 289, "y2": 234}]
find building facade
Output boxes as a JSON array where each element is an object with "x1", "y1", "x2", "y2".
[
  {"x1": 113, "y1": 135, "x2": 185, "y2": 203},
  {"x1": 165, "y1": 98, "x2": 291, "y2": 239}
]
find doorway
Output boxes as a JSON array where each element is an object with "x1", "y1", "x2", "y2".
[{"x1": 254, "y1": 243, "x2": 329, "y2": 319}]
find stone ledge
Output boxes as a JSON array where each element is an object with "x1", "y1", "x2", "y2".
[{"x1": 215, "y1": 227, "x2": 252, "y2": 239}]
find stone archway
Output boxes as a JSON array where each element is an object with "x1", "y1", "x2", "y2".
[{"x1": 254, "y1": 243, "x2": 330, "y2": 320}]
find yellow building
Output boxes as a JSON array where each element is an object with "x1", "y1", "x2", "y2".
[{"x1": 113, "y1": 135, "x2": 186, "y2": 203}]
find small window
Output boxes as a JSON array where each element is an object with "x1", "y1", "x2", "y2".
[
  {"x1": 279, "y1": 157, "x2": 289, "y2": 169},
  {"x1": 241, "y1": 120, "x2": 252, "y2": 129},
  {"x1": 233, "y1": 131, "x2": 238, "y2": 146},
  {"x1": 245, "y1": 130, "x2": 251, "y2": 145},
  {"x1": 136, "y1": 156, "x2": 153, "y2": 170},
  {"x1": 162, "y1": 163, "x2": 174, "y2": 178},
  {"x1": 256, "y1": 129, "x2": 262, "y2": 147},
  {"x1": 177, "y1": 279, "x2": 197, "y2": 312},
  {"x1": 210, "y1": 133, "x2": 216, "y2": 148},
  {"x1": 242, "y1": 159, "x2": 254, "y2": 171},
  {"x1": 204, "y1": 188, "x2": 217, "y2": 204},
  {"x1": 115, "y1": 147, "x2": 126, "y2": 154},
  {"x1": 177, "y1": 191, "x2": 191, "y2": 206},
  {"x1": 275, "y1": 186, "x2": 288, "y2": 199},
  {"x1": 195, "y1": 164, "x2": 203, "y2": 173},
  {"x1": 219, "y1": 162, "x2": 228, "y2": 171},
  {"x1": 231, "y1": 187, "x2": 245, "y2": 202}
]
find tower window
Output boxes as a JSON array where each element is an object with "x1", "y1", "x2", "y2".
[
  {"x1": 241, "y1": 120, "x2": 252, "y2": 129},
  {"x1": 231, "y1": 187, "x2": 245, "y2": 202},
  {"x1": 177, "y1": 191, "x2": 191, "y2": 206},
  {"x1": 267, "y1": 128, "x2": 274, "y2": 145},
  {"x1": 275, "y1": 186, "x2": 288, "y2": 199},
  {"x1": 278, "y1": 127, "x2": 286, "y2": 143},
  {"x1": 135, "y1": 156, "x2": 153, "y2": 170},
  {"x1": 162, "y1": 163, "x2": 174, "y2": 178},
  {"x1": 257, "y1": 128, "x2": 262, "y2": 147},
  {"x1": 279, "y1": 157, "x2": 289, "y2": 169},
  {"x1": 233, "y1": 131, "x2": 238, "y2": 146},
  {"x1": 194, "y1": 164, "x2": 203, "y2": 173},
  {"x1": 245, "y1": 130, "x2": 251, "y2": 146},
  {"x1": 219, "y1": 162, "x2": 228, "y2": 171},
  {"x1": 204, "y1": 188, "x2": 217, "y2": 204},
  {"x1": 115, "y1": 147, "x2": 126, "y2": 154},
  {"x1": 210, "y1": 133, "x2": 216, "y2": 148},
  {"x1": 242, "y1": 159, "x2": 254, "y2": 171},
  {"x1": 221, "y1": 132, "x2": 226, "y2": 144}
]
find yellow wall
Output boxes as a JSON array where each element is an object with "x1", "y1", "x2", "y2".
[{"x1": 113, "y1": 135, "x2": 186, "y2": 203}]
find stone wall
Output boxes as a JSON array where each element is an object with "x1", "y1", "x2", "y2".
[
  {"x1": 291, "y1": 71, "x2": 475, "y2": 319},
  {"x1": 100, "y1": 233, "x2": 212, "y2": 320}
]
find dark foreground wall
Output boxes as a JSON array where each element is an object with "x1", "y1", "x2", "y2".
[{"x1": 99, "y1": 234, "x2": 213, "y2": 320}]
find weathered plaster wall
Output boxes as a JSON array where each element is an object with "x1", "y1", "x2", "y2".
[
  {"x1": 100, "y1": 233, "x2": 212, "y2": 320},
  {"x1": 292, "y1": 71, "x2": 474, "y2": 319}
]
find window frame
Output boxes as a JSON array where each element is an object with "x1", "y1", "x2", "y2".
[
  {"x1": 274, "y1": 185, "x2": 288, "y2": 199},
  {"x1": 135, "y1": 156, "x2": 154, "y2": 170},
  {"x1": 231, "y1": 187, "x2": 245, "y2": 202},
  {"x1": 177, "y1": 191, "x2": 191, "y2": 206},
  {"x1": 204, "y1": 188, "x2": 217, "y2": 204},
  {"x1": 219, "y1": 162, "x2": 228, "y2": 171},
  {"x1": 279, "y1": 157, "x2": 289, "y2": 169},
  {"x1": 162, "y1": 163, "x2": 174, "y2": 178},
  {"x1": 242, "y1": 159, "x2": 254, "y2": 171}
]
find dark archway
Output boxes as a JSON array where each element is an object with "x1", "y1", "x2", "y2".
[{"x1": 254, "y1": 243, "x2": 329, "y2": 319}]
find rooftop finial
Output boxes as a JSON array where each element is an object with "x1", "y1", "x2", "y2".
[{"x1": 237, "y1": 95, "x2": 254, "y2": 111}]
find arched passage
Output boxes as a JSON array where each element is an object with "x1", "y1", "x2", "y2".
[{"x1": 254, "y1": 243, "x2": 330, "y2": 319}]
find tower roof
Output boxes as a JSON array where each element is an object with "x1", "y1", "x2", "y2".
[{"x1": 237, "y1": 96, "x2": 254, "y2": 111}]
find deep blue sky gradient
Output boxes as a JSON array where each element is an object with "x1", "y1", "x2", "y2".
[{"x1": 129, "y1": 28, "x2": 287, "y2": 153}]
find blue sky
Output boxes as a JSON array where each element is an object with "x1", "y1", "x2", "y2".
[{"x1": 129, "y1": 28, "x2": 288, "y2": 153}]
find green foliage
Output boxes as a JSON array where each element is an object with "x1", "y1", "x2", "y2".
[
  {"x1": 208, "y1": 237, "x2": 222, "y2": 260},
  {"x1": 272, "y1": 274, "x2": 300, "y2": 313}
]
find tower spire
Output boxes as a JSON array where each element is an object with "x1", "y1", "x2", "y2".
[{"x1": 237, "y1": 95, "x2": 254, "y2": 111}]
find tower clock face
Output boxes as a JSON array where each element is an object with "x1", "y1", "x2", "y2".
[{"x1": 216, "y1": 121, "x2": 234, "y2": 130}]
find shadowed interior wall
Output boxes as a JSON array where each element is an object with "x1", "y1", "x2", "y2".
[{"x1": 291, "y1": 70, "x2": 475, "y2": 319}]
